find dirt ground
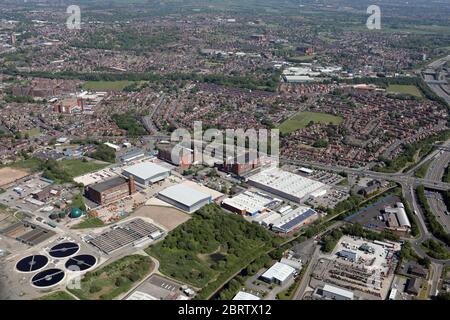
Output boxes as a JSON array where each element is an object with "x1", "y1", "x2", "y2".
[
  {"x1": 0, "y1": 168, "x2": 29, "y2": 187},
  {"x1": 132, "y1": 205, "x2": 190, "y2": 231}
]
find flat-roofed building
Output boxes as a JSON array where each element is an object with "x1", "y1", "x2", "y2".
[
  {"x1": 157, "y1": 143, "x2": 193, "y2": 169},
  {"x1": 221, "y1": 191, "x2": 278, "y2": 216},
  {"x1": 321, "y1": 284, "x2": 354, "y2": 300},
  {"x1": 337, "y1": 249, "x2": 358, "y2": 262},
  {"x1": 247, "y1": 168, "x2": 326, "y2": 203},
  {"x1": 233, "y1": 291, "x2": 261, "y2": 300},
  {"x1": 123, "y1": 161, "x2": 171, "y2": 186},
  {"x1": 85, "y1": 176, "x2": 135, "y2": 205},
  {"x1": 271, "y1": 206, "x2": 318, "y2": 234},
  {"x1": 260, "y1": 262, "x2": 295, "y2": 286},
  {"x1": 157, "y1": 184, "x2": 212, "y2": 213},
  {"x1": 120, "y1": 149, "x2": 146, "y2": 163}
]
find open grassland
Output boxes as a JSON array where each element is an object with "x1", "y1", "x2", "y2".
[
  {"x1": 60, "y1": 159, "x2": 108, "y2": 178},
  {"x1": 279, "y1": 111, "x2": 343, "y2": 134},
  {"x1": 82, "y1": 80, "x2": 136, "y2": 91},
  {"x1": 37, "y1": 291, "x2": 76, "y2": 300},
  {"x1": 387, "y1": 84, "x2": 422, "y2": 98}
]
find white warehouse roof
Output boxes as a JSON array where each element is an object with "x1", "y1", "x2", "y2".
[
  {"x1": 323, "y1": 284, "x2": 354, "y2": 300},
  {"x1": 261, "y1": 262, "x2": 295, "y2": 283},
  {"x1": 222, "y1": 191, "x2": 277, "y2": 214},
  {"x1": 233, "y1": 291, "x2": 261, "y2": 300},
  {"x1": 248, "y1": 168, "x2": 326, "y2": 202},
  {"x1": 123, "y1": 162, "x2": 170, "y2": 181},
  {"x1": 158, "y1": 184, "x2": 211, "y2": 207}
]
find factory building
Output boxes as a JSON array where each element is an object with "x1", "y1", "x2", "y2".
[
  {"x1": 85, "y1": 176, "x2": 135, "y2": 206},
  {"x1": 120, "y1": 149, "x2": 146, "y2": 163},
  {"x1": 247, "y1": 168, "x2": 326, "y2": 203},
  {"x1": 157, "y1": 143, "x2": 193, "y2": 169},
  {"x1": 221, "y1": 191, "x2": 279, "y2": 216},
  {"x1": 321, "y1": 284, "x2": 354, "y2": 300},
  {"x1": 383, "y1": 202, "x2": 411, "y2": 232},
  {"x1": 122, "y1": 162, "x2": 171, "y2": 186},
  {"x1": 157, "y1": 184, "x2": 212, "y2": 213},
  {"x1": 260, "y1": 262, "x2": 295, "y2": 286},
  {"x1": 218, "y1": 152, "x2": 260, "y2": 177},
  {"x1": 337, "y1": 249, "x2": 358, "y2": 262},
  {"x1": 271, "y1": 207, "x2": 318, "y2": 234}
]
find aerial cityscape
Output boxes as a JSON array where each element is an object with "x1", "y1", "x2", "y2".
[{"x1": 0, "y1": 0, "x2": 450, "y2": 305}]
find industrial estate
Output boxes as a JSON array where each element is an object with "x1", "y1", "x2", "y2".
[{"x1": 0, "y1": 0, "x2": 449, "y2": 304}]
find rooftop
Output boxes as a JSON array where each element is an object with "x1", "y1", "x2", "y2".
[
  {"x1": 123, "y1": 161, "x2": 170, "y2": 180},
  {"x1": 248, "y1": 168, "x2": 325, "y2": 201},
  {"x1": 158, "y1": 184, "x2": 211, "y2": 207},
  {"x1": 323, "y1": 284, "x2": 354, "y2": 300},
  {"x1": 89, "y1": 176, "x2": 128, "y2": 193},
  {"x1": 261, "y1": 262, "x2": 295, "y2": 282},
  {"x1": 233, "y1": 291, "x2": 261, "y2": 300}
]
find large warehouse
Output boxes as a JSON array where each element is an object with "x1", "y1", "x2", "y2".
[
  {"x1": 321, "y1": 284, "x2": 354, "y2": 300},
  {"x1": 271, "y1": 206, "x2": 318, "y2": 234},
  {"x1": 247, "y1": 168, "x2": 326, "y2": 203},
  {"x1": 221, "y1": 191, "x2": 279, "y2": 216},
  {"x1": 122, "y1": 161, "x2": 171, "y2": 186},
  {"x1": 260, "y1": 262, "x2": 295, "y2": 286},
  {"x1": 157, "y1": 184, "x2": 212, "y2": 213}
]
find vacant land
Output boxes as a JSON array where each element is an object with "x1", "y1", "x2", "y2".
[
  {"x1": 71, "y1": 217, "x2": 104, "y2": 229},
  {"x1": 279, "y1": 111, "x2": 343, "y2": 134},
  {"x1": 82, "y1": 80, "x2": 133, "y2": 91},
  {"x1": 37, "y1": 291, "x2": 76, "y2": 300},
  {"x1": 82, "y1": 80, "x2": 135, "y2": 91},
  {"x1": 387, "y1": 84, "x2": 422, "y2": 98},
  {"x1": 60, "y1": 159, "x2": 108, "y2": 178},
  {"x1": 146, "y1": 204, "x2": 279, "y2": 293},
  {"x1": 4, "y1": 158, "x2": 42, "y2": 172},
  {"x1": 68, "y1": 254, "x2": 154, "y2": 300},
  {"x1": 132, "y1": 206, "x2": 190, "y2": 231},
  {"x1": 0, "y1": 167, "x2": 29, "y2": 187},
  {"x1": 287, "y1": 55, "x2": 313, "y2": 63},
  {"x1": 22, "y1": 127, "x2": 40, "y2": 137}
]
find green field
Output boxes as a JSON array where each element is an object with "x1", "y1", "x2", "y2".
[
  {"x1": 4, "y1": 158, "x2": 43, "y2": 172},
  {"x1": 71, "y1": 217, "x2": 104, "y2": 229},
  {"x1": 287, "y1": 55, "x2": 313, "y2": 63},
  {"x1": 387, "y1": 85, "x2": 422, "y2": 98},
  {"x1": 59, "y1": 159, "x2": 108, "y2": 177},
  {"x1": 22, "y1": 128, "x2": 41, "y2": 137},
  {"x1": 82, "y1": 80, "x2": 136, "y2": 91},
  {"x1": 37, "y1": 291, "x2": 76, "y2": 300},
  {"x1": 68, "y1": 255, "x2": 153, "y2": 300},
  {"x1": 146, "y1": 204, "x2": 278, "y2": 292},
  {"x1": 278, "y1": 111, "x2": 343, "y2": 134}
]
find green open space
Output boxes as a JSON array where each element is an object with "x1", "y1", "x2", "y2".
[
  {"x1": 59, "y1": 159, "x2": 108, "y2": 178},
  {"x1": 286, "y1": 55, "x2": 313, "y2": 63},
  {"x1": 21, "y1": 128, "x2": 41, "y2": 138},
  {"x1": 387, "y1": 84, "x2": 422, "y2": 98},
  {"x1": 37, "y1": 291, "x2": 76, "y2": 300},
  {"x1": 68, "y1": 254, "x2": 153, "y2": 300},
  {"x1": 146, "y1": 204, "x2": 280, "y2": 295},
  {"x1": 278, "y1": 111, "x2": 343, "y2": 135},
  {"x1": 82, "y1": 80, "x2": 137, "y2": 91},
  {"x1": 71, "y1": 217, "x2": 104, "y2": 230}
]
